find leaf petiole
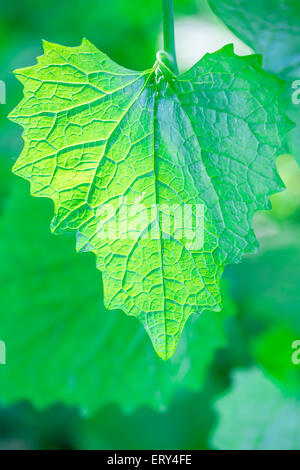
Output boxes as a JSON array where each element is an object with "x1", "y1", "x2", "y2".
[{"x1": 162, "y1": 0, "x2": 179, "y2": 75}]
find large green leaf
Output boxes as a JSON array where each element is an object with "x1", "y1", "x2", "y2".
[
  {"x1": 9, "y1": 39, "x2": 291, "y2": 359},
  {"x1": 226, "y1": 220, "x2": 300, "y2": 395},
  {"x1": 208, "y1": 0, "x2": 300, "y2": 163},
  {"x1": 211, "y1": 368, "x2": 300, "y2": 450},
  {"x1": 0, "y1": 167, "x2": 235, "y2": 413}
]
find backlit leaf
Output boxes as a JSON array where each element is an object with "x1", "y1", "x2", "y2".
[{"x1": 9, "y1": 39, "x2": 291, "y2": 358}]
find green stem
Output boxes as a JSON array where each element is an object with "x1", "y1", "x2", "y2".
[{"x1": 162, "y1": 0, "x2": 178, "y2": 74}]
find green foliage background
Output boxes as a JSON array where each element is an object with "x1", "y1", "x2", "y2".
[{"x1": 0, "y1": 0, "x2": 299, "y2": 450}]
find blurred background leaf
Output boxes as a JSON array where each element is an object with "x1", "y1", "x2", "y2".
[
  {"x1": 0, "y1": 161, "x2": 236, "y2": 413},
  {"x1": 211, "y1": 368, "x2": 300, "y2": 450},
  {"x1": 208, "y1": 0, "x2": 300, "y2": 164}
]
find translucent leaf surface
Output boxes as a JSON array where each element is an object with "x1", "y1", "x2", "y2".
[{"x1": 9, "y1": 39, "x2": 291, "y2": 358}]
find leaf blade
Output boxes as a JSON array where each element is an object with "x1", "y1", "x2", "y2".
[{"x1": 9, "y1": 39, "x2": 291, "y2": 358}]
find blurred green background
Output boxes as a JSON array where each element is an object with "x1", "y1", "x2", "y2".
[{"x1": 0, "y1": 0, "x2": 299, "y2": 450}]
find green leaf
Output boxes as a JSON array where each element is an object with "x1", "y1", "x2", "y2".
[
  {"x1": 211, "y1": 368, "x2": 300, "y2": 450},
  {"x1": 252, "y1": 326, "x2": 300, "y2": 396},
  {"x1": 227, "y1": 221, "x2": 300, "y2": 395},
  {"x1": 208, "y1": 0, "x2": 300, "y2": 163},
  {"x1": 0, "y1": 168, "x2": 235, "y2": 413},
  {"x1": 9, "y1": 39, "x2": 291, "y2": 359}
]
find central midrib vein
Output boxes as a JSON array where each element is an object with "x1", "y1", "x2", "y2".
[{"x1": 152, "y1": 70, "x2": 168, "y2": 360}]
